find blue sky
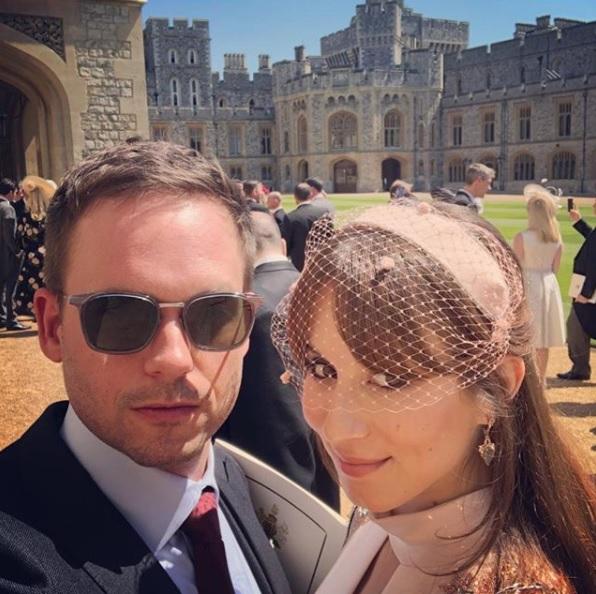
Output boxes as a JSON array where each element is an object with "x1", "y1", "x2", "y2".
[{"x1": 143, "y1": 1, "x2": 596, "y2": 74}]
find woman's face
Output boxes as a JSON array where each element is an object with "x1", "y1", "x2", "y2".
[{"x1": 302, "y1": 293, "x2": 489, "y2": 514}]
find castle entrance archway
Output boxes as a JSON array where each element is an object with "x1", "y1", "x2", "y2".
[
  {"x1": 0, "y1": 81, "x2": 27, "y2": 180},
  {"x1": 381, "y1": 158, "x2": 402, "y2": 190},
  {"x1": 333, "y1": 159, "x2": 357, "y2": 193}
]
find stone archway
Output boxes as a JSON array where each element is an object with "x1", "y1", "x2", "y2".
[
  {"x1": 0, "y1": 81, "x2": 28, "y2": 180},
  {"x1": 333, "y1": 159, "x2": 357, "y2": 193},
  {"x1": 381, "y1": 158, "x2": 402, "y2": 190},
  {"x1": 297, "y1": 159, "x2": 309, "y2": 181}
]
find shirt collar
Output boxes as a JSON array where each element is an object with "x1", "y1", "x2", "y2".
[
  {"x1": 254, "y1": 254, "x2": 289, "y2": 268},
  {"x1": 60, "y1": 404, "x2": 218, "y2": 553}
]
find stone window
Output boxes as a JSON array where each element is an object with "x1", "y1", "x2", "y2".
[
  {"x1": 261, "y1": 127, "x2": 272, "y2": 155},
  {"x1": 188, "y1": 49, "x2": 197, "y2": 65},
  {"x1": 384, "y1": 110, "x2": 401, "y2": 148},
  {"x1": 298, "y1": 160, "x2": 309, "y2": 181},
  {"x1": 431, "y1": 159, "x2": 436, "y2": 176},
  {"x1": 249, "y1": 99, "x2": 256, "y2": 112},
  {"x1": 230, "y1": 165, "x2": 243, "y2": 179},
  {"x1": 418, "y1": 160, "x2": 424, "y2": 175},
  {"x1": 188, "y1": 127, "x2": 203, "y2": 153},
  {"x1": 170, "y1": 79, "x2": 179, "y2": 107},
  {"x1": 456, "y1": 76, "x2": 462, "y2": 96},
  {"x1": 168, "y1": 49, "x2": 178, "y2": 65},
  {"x1": 483, "y1": 112, "x2": 495, "y2": 144},
  {"x1": 297, "y1": 116, "x2": 308, "y2": 153},
  {"x1": 520, "y1": 66, "x2": 526, "y2": 84},
  {"x1": 228, "y1": 126, "x2": 242, "y2": 156},
  {"x1": 418, "y1": 123, "x2": 424, "y2": 149},
  {"x1": 558, "y1": 102, "x2": 572, "y2": 137},
  {"x1": 448, "y1": 158, "x2": 465, "y2": 183},
  {"x1": 261, "y1": 165, "x2": 272, "y2": 181},
  {"x1": 152, "y1": 125, "x2": 168, "y2": 141},
  {"x1": 513, "y1": 154, "x2": 535, "y2": 181},
  {"x1": 190, "y1": 79, "x2": 199, "y2": 108},
  {"x1": 452, "y1": 115, "x2": 463, "y2": 146},
  {"x1": 219, "y1": 98, "x2": 225, "y2": 108},
  {"x1": 283, "y1": 131, "x2": 290, "y2": 153},
  {"x1": 329, "y1": 111, "x2": 357, "y2": 151},
  {"x1": 552, "y1": 151, "x2": 576, "y2": 179},
  {"x1": 430, "y1": 122, "x2": 436, "y2": 148},
  {"x1": 486, "y1": 71, "x2": 492, "y2": 89},
  {"x1": 518, "y1": 106, "x2": 531, "y2": 140},
  {"x1": 285, "y1": 165, "x2": 291, "y2": 179}
]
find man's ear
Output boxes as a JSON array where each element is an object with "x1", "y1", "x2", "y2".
[
  {"x1": 496, "y1": 355, "x2": 525, "y2": 400},
  {"x1": 34, "y1": 288, "x2": 63, "y2": 363}
]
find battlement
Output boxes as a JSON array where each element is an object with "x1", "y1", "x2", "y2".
[{"x1": 145, "y1": 17, "x2": 209, "y2": 34}]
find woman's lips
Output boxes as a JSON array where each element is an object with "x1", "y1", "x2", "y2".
[{"x1": 335, "y1": 456, "x2": 391, "y2": 478}]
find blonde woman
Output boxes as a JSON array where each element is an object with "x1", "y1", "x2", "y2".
[{"x1": 512, "y1": 185, "x2": 565, "y2": 380}]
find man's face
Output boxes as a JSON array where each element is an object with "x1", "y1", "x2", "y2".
[
  {"x1": 474, "y1": 175, "x2": 492, "y2": 198},
  {"x1": 48, "y1": 195, "x2": 248, "y2": 477},
  {"x1": 266, "y1": 194, "x2": 279, "y2": 210}
]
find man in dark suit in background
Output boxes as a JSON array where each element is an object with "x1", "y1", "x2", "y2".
[
  {"x1": 266, "y1": 191, "x2": 287, "y2": 237},
  {"x1": 305, "y1": 177, "x2": 335, "y2": 218},
  {"x1": 218, "y1": 212, "x2": 339, "y2": 510},
  {"x1": 0, "y1": 142, "x2": 290, "y2": 594},
  {"x1": 557, "y1": 199, "x2": 596, "y2": 381},
  {"x1": 285, "y1": 183, "x2": 327, "y2": 271}
]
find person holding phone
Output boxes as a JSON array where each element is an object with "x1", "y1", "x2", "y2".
[{"x1": 557, "y1": 198, "x2": 596, "y2": 381}]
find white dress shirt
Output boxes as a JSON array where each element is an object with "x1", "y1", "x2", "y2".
[{"x1": 61, "y1": 405, "x2": 261, "y2": 593}]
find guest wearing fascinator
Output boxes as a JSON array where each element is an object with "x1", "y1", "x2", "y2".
[{"x1": 272, "y1": 201, "x2": 595, "y2": 593}]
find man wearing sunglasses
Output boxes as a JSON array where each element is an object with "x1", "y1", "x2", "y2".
[{"x1": 0, "y1": 142, "x2": 290, "y2": 594}]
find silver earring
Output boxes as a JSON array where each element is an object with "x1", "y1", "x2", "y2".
[{"x1": 478, "y1": 421, "x2": 496, "y2": 466}]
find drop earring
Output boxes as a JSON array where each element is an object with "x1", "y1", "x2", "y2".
[{"x1": 478, "y1": 420, "x2": 496, "y2": 466}]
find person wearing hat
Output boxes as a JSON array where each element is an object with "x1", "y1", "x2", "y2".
[
  {"x1": 305, "y1": 177, "x2": 335, "y2": 218},
  {"x1": 557, "y1": 199, "x2": 596, "y2": 381}
]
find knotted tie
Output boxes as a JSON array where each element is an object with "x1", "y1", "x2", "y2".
[{"x1": 182, "y1": 487, "x2": 235, "y2": 594}]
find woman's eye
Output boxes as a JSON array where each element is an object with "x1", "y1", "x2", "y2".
[
  {"x1": 369, "y1": 372, "x2": 408, "y2": 390},
  {"x1": 305, "y1": 358, "x2": 337, "y2": 379}
]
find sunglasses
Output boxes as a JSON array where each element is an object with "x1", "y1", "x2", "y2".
[{"x1": 63, "y1": 291, "x2": 262, "y2": 354}]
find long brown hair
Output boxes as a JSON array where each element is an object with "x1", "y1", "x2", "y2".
[{"x1": 286, "y1": 202, "x2": 595, "y2": 590}]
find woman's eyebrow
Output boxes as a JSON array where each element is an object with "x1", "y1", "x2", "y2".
[{"x1": 304, "y1": 343, "x2": 324, "y2": 359}]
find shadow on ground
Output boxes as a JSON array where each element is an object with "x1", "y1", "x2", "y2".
[{"x1": 550, "y1": 402, "x2": 596, "y2": 418}]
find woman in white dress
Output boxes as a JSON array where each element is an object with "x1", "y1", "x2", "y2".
[
  {"x1": 272, "y1": 201, "x2": 595, "y2": 593},
  {"x1": 512, "y1": 185, "x2": 565, "y2": 381}
]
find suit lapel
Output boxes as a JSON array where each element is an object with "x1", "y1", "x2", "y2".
[{"x1": 15, "y1": 403, "x2": 179, "y2": 594}]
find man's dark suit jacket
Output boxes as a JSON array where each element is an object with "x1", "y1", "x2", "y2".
[
  {"x1": 285, "y1": 202, "x2": 327, "y2": 271},
  {"x1": 272, "y1": 208, "x2": 288, "y2": 238},
  {"x1": 218, "y1": 260, "x2": 339, "y2": 510},
  {"x1": 0, "y1": 402, "x2": 291, "y2": 594},
  {"x1": 571, "y1": 218, "x2": 596, "y2": 338},
  {"x1": 0, "y1": 196, "x2": 18, "y2": 282}
]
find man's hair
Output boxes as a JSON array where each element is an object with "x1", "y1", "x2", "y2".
[
  {"x1": 44, "y1": 141, "x2": 255, "y2": 293},
  {"x1": 267, "y1": 191, "x2": 282, "y2": 206},
  {"x1": 294, "y1": 183, "x2": 311, "y2": 202},
  {"x1": 251, "y1": 211, "x2": 282, "y2": 256},
  {"x1": 465, "y1": 163, "x2": 495, "y2": 185},
  {"x1": 0, "y1": 178, "x2": 16, "y2": 195},
  {"x1": 305, "y1": 177, "x2": 323, "y2": 192},
  {"x1": 243, "y1": 180, "x2": 260, "y2": 197}
]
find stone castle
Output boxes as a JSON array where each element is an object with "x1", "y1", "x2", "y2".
[{"x1": 144, "y1": 0, "x2": 596, "y2": 194}]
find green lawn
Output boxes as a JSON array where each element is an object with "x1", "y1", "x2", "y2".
[{"x1": 281, "y1": 194, "x2": 594, "y2": 315}]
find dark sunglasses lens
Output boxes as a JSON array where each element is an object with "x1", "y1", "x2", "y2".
[
  {"x1": 81, "y1": 295, "x2": 157, "y2": 353},
  {"x1": 186, "y1": 295, "x2": 253, "y2": 350}
]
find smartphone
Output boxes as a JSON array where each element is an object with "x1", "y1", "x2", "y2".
[{"x1": 567, "y1": 198, "x2": 575, "y2": 212}]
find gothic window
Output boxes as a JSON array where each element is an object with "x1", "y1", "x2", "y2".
[
  {"x1": 297, "y1": 116, "x2": 308, "y2": 153},
  {"x1": 483, "y1": 112, "x2": 495, "y2": 144},
  {"x1": 170, "y1": 79, "x2": 179, "y2": 107},
  {"x1": 552, "y1": 151, "x2": 576, "y2": 179},
  {"x1": 456, "y1": 76, "x2": 462, "y2": 96},
  {"x1": 486, "y1": 71, "x2": 492, "y2": 89},
  {"x1": 384, "y1": 110, "x2": 401, "y2": 148},
  {"x1": 285, "y1": 165, "x2": 291, "y2": 179},
  {"x1": 431, "y1": 159, "x2": 436, "y2": 176},
  {"x1": 219, "y1": 98, "x2": 225, "y2": 108},
  {"x1": 230, "y1": 165, "x2": 243, "y2": 179},
  {"x1": 329, "y1": 111, "x2": 357, "y2": 150},
  {"x1": 152, "y1": 125, "x2": 168, "y2": 141},
  {"x1": 513, "y1": 154, "x2": 535, "y2": 181},
  {"x1": 190, "y1": 79, "x2": 199, "y2": 108},
  {"x1": 188, "y1": 49, "x2": 197, "y2": 65},
  {"x1": 452, "y1": 115, "x2": 463, "y2": 146},
  {"x1": 283, "y1": 131, "x2": 290, "y2": 153},
  {"x1": 261, "y1": 127, "x2": 272, "y2": 155},
  {"x1": 249, "y1": 99, "x2": 256, "y2": 112},
  {"x1": 520, "y1": 66, "x2": 526, "y2": 84},
  {"x1": 430, "y1": 122, "x2": 436, "y2": 148},
  {"x1": 418, "y1": 123, "x2": 424, "y2": 149},
  {"x1": 188, "y1": 127, "x2": 203, "y2": 153},
  {"x1": 261, "y1": 165, "x2": 272, "y2": 181},
  {"x1": 228, "y1": 126, "x2": 242, "y2": 156},
  {"x1": 518, "y1": 105, "x2": 531, "y2": 140},
  {"x1": 168, "y1": 49, "x2": 178, "y2": 65},
  {"x1": 558, "y1": 102, "x2": 572, "y2": 137},
  {"x1": 298, "y1": 160, "x2": 309, "y2": 181},
  {"x1": 448, "y1": 158, "x2": 465, "y2": 183}
]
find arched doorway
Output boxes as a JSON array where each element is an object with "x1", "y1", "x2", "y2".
[
  {"x1": 297, "y1": 159, "x2": 309, "y2": 181},
  {"x1": 381, "y1": 158, "x2": 401, "y2": 190},
  {"x1": 334, "y1": 159, "x2": 357, "y2": 193},
  {"x1": 0, "y1": 81, "x2": 27, "y2": 180}
]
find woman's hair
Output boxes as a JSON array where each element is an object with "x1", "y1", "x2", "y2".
[
  {"x1": 20, "y1": 176, "x2": 57, "y2": 221},
  {"x1": 526, "y1": 188, "x2": 561, "y2": 243},
  {"x1": 282, "y1": 202, "x2": 595, "y2": 590}
]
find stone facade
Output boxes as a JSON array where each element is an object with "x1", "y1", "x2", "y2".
[{"x1": 0, "y1": 0, "x2": 149, "y2": 181}]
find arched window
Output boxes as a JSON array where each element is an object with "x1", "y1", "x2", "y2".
[
  {"x1": 168, "y1": 49, "x2": 178, "y2": 65},
  {"x1": 513, "y1": 154, "x2": 535, "y2": 181},
  {"x1": 448, "y1": 158, "x2": 465, "y2": 183},
  {"x1": 170, "y1": 78, "x2": 179, "y2": 107},
  {"x1": 218, "y1": 98, "x2": 225, "y2": 108},
  {"x1": 190, "y1": 79, "x2": 199, "y2": 108},
  {"x1": 430, "y1": 122, "x2": 436, "y2": 147},
  {"x1": 249, "y1": 98, "x2": 255, "y2": 112},
  {"x1": 384, "y1": 110, "x2": 401, "y2": 148},
  {"x1": 329, "y1": 111, "x2": 357, "y2": 150},
  {"x1": 520, "y1": 66, "x2": 526, "y2": 84},
  {"x1": 418, "y1": 123, "x2": 424, "y2": 149},
  {"x1": 188, "y1": 49, "x2": 197, "y2": 65},
  {"x1": 552, "y1": 151, "x2": 576, "y2": 180},
  {"x1": 486, "y1": 71, "x2": 492, "y2": 89},
  {"x1": 297, "y1": 160, "x2": 309, "y2": 181},
  {"x1": 297, "y1": 116, "x2": 308, "y2": 153}
]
